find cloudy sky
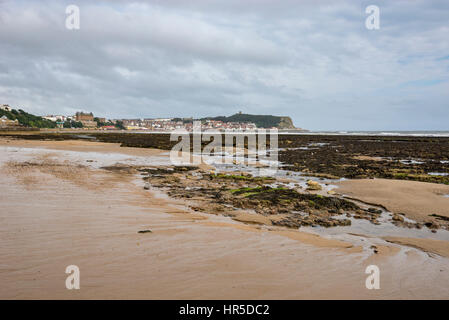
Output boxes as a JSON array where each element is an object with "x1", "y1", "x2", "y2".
[{"x1": 1, "y1": 0, "x2": 448, "y2": 130}]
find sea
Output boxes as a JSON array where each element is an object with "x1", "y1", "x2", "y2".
[
  {"x1": 135, "y1": 130, "x2": 449, "y2": 137},
  {"x1": 280, "y1": 130, "x2": 449, "y2": 137}
]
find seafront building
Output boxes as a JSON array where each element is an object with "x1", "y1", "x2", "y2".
[
  {"x1": 75, "y1": 112, "x2": 97, "y2": 128},
  {"x1": 43, "y1": 115, "x2": 67, "y2": 122},
  {"x1": 0, "y1": 115, "x2": 19, "y2": 128}
]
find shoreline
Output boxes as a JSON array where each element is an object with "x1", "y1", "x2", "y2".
[
  {"x1": 3, "y1": 129, "x2": 449, "y2": 137},
  {"x1": 2, "y1": 131, "x2": 448, "y2": 186},
  {"x1": 1, "y1": 137, "x2": 449, "y2": 299}
]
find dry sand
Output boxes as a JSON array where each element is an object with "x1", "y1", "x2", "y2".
[
  {"x1": 1, "y1": 138, "x2": 449, "y2": 299},
  {"x1": 384, "y1": 237, "x2": 449, "y2": 258},
  {"x1": 336, "y1": 178, "x2": 449, "y2": 220}
]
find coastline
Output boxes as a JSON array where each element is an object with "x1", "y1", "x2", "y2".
[
  {"x1": 1, "y1": 137, "x2": 449, "y2": 299},
  {"x1": 4, "y1": 129, "x2": 449, "y2": 137}
]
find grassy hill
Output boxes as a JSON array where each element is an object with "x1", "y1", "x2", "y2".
[
  {"x1": 201, "y1": 113, "x2": 295, "y2": 129},
  {"x1": 0, "y1": 108, "x2": 57, "y2": 128}
]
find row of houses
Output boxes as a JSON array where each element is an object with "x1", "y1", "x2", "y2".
[
  {"x1": 121, "y1": 118, "x2": 257, "y2": 131},
  {"x1": 42, "y1": 112, "x2": 110, "y2": 128},
  {"x1": 2, "y1": 104, "x2": 259, "y2": 131}
]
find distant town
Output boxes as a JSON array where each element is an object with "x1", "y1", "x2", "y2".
[
  {"x1": 43, "y1": 112, "x2": 259, "y2": 131},
  {"x1": 1, "y1": 103, "x2": 304, "y2": 131}
]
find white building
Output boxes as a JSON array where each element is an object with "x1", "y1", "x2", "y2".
[
  {"x1": 153, "y1": 118, "x2": 172, "y2": 122},
  {"x1": 43, "y1": 115, "x2": 66, "y2": 122},
  {"x1": 1, "y1": 104, "x2": 12, "y2": 112}
]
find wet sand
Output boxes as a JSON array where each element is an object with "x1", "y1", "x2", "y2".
[
  {"x1": 0, "y1": 137, "x2": 167, "y2": 157},
  {"x1": 334, "y1": 178, "x2": 449, "y2": 259},
  {"x1": 1, "y1": 138, "x2": 449, "y2": 299}
]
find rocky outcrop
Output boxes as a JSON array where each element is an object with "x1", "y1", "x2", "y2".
[{"x1": 278, "y1": 116, "x2": 295, "y2": 129}]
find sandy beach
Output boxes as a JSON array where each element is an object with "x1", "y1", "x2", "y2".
[
  {"x1": 2, "y1": 0, "x2": 449, "y2": 305},
  {"x1": 1, "y1": 137, "x2": 449, "y2": 299},
  {"x1": 336, "y1": 179, "x2": 449, "y2": 221}
]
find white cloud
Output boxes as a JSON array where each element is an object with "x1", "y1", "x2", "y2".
[{"x1": 0, "y1": 0, "x2": 448, "y2": 130}]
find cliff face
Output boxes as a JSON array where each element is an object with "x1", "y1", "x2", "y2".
[{"x1": 278, "y1": 116, "x2": 295, "y2": 129}]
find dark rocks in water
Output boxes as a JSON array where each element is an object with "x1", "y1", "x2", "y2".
[
  {"x1": 271, "y1": 218, "x2": 299, "y2": 229},
  {"x1": 368, "y1": 207, "x2": 382, "y2": 214},
  {"x1": 138, "y1": 230, "x2": 152, "y2": 234},
  {"x1": 425, "y1": 221, "x2": 440, "y2": 229},
  {"x1": 272, "y1": 215, "x2": 351, "y2": 229},
  {"x1": 4, "y1": 132, "x2": 447, "y2": 184},
  {"x1": 100, "y1": 165, "x2": 137, "y2": 174},
  {"x1": 139, "y1": 166, "x2": 198, "y2": 176},
  {"x1": 236, "y1": 186, "x2": 359, "y2": 212},
  {"x1": 277, "y1": 134, "x2": 449, "y2": 185},
  {"x1": 429, "y1": 214, "x2": 449, "y2": 222},
  {"x1": 142, "y1": 167, "x2": 366, "y2": 228}
]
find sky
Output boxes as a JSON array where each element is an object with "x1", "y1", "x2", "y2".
[{"x1": 0, "y1": 0, "x2": 448, "y2": 130}]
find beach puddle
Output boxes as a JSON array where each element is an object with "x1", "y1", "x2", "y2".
[
  {"x1": 399, "y1": 159, "x2": 425, "y2": 165},
  {"x1": 301, "y1": 212, "x2": 449, "y2": 242},
  {"x1": 428, "y1": 172, "x2": 449, "y2": 176}
]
